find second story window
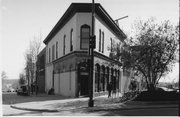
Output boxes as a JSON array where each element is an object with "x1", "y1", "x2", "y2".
[
  {"x1": 102, "y1": 31, "x2": 104, "y2": 53},
  {"x1": 110, "y1": 38, "x2": 112, "y2": 52},
  {"x1": 52, "y1": 45, "x2": 55, "y2": 61},
  {"x1": 99, "y1": 29, "x2": 101, "y2": 52},
  {"x1": 63, "y1": 35, "x2": 66, "y2": 55},
  {"x1": 49, "y1": 48, "x2": 51, "y2": 62},
  {"x1": 80, "y1": 24, "x2": 90, "y2": 50},
  {"x1": 56, "y1": 42, "x2": 58, "y2": 59},
  {"x1": 70, "y1": 29, "x2": 73, "y2": 51}
]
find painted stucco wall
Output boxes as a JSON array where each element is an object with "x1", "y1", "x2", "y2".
[
  {"x1": 46, "y1": 12, "x2": 123, "y2": 65},
  {"x1": 54, "y1": 71, "x2": 76, "y2": 97},
  {"x1": 46, "y1": 13, "x2": 77, "y2": 63},
  {"x1": 94, "y1": 15, "x2": 123, "y2": 59},
  {"x1": 45, "y1": 64, "x2": 53, "y2": 92}
]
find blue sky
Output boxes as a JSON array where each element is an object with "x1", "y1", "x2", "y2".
[{"x1": 1, "y1": 0, "x2": 179, "y2": 81}]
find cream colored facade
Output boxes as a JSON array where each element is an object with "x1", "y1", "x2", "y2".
[{"x1": 44, "y1": 3, "x2": 131, "y2": 97}]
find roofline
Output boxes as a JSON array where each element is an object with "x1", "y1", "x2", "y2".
[
  {"x1": 38, "y1": 47, "x2": 46, "y2": 57},
  {"x1": 43, "y1": 3, "x2": 126, "y2": 44},
  {"x1": 97, "y1": 4, "x2": 127, "y2": 40}
]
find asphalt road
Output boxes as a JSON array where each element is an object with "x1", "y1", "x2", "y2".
[
  {"x1": 3, "y1": 104, "x2": 179, "y2": 116},
  {"x1": 103, "y1": 107, "x2": 179, "y2": 116}
]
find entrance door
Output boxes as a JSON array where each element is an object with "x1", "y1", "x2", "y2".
[
  {"x1": 80, "y1": 75, "x2": 89, "y2": 96},
  {"x1": 78, "y1": 62, "x2": 89, "y2": 96}
]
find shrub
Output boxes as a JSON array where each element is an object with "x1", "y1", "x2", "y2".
[{"x1": 134, "y1": 89, "x2": 179, "y2": 101}]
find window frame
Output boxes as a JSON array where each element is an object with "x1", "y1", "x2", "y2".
[
  {"x1": 63, "y1": 35, "x2": 66, "y2": 55},
  {"x1": 49, "y1": 48, "x2": 51, "y2": 62},
  {"x1": 80, "y1": 24, "x2": 90, "y2": 50},
  {"x1": 52, "y1": 44, "x2": 55, "y2": 61},
  {"x1": 99, "y1": 29, "x2": 101, "y2": 52},
  {"x1": 70, "y1": 29, "x2": 73, "y2": 52},
  {"x1": 102, "y1": 31, "x2": 104, "y2": 53},
  {"x1": 110, "y1": 38, "x2": 112, "y2": 52},
  {"x1": 56, "y1": 41, "x2": 58, "y2": 59}
]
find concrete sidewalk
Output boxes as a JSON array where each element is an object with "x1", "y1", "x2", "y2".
[
  {"x1": 10, "y1": 94, "x2": 178, "y2": 112},
  {"x1": 11, "y1": 96, "x2": 90, "y2": 112}
]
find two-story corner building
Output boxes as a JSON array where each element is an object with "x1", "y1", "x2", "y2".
[{"x1": 43, "y1": 3, "x2": 130, "y2": 97}]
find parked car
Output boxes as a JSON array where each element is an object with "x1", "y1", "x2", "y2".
[{"x1": 17, "y1": 85, "x2": 29, "y2": 96}]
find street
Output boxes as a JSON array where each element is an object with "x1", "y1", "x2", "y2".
[
  {"x1": 104, "y1": 107, "x2": 179, "y2": 116},
  {"x1": 3, "y1": 104, "x2": 179, "y2": 116},
  {"x1": 2, "y1": 93, "x2": 179, "y2": 116}
]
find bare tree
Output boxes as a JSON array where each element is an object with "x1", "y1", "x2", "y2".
[
  {"x1": 1, "y1": 71, "x2": 8, "y2": 79},
  {"x1": 1, "y1": 71, "x2": 8, "y2": 84},
  {"x1": 19, "y1": 72, "x2": 26, "y2": 85},
  {"x1": 24, "y1": 33, "x2": 42, "y2": 95}
]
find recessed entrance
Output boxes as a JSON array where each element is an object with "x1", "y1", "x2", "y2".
[{"x1": 78, "y1": 61, "x2": 89, "y2": 96}]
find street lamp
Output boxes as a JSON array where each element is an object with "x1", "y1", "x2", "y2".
[
  {"x1": 114, "y1": 16, "x2": 128, "y2": 27},
  {"x1": 88, "y1": 0, "x2": 95, "y2": 107}
]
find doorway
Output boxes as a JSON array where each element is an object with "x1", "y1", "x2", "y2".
[{"x1": 78, "y1": 61, "x2": 89, "y2": 96}]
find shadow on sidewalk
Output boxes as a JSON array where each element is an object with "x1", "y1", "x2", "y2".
[{"x1": 2, "y1": 93, "x2": 71, "y2": 105}]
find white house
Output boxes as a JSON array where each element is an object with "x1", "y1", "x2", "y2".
[{"x1": 43, "y1": 3, "x2": 131, "y2": 97}]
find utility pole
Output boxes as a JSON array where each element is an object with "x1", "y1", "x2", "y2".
[{"x1": 88, "y1": 0, "x2": 95, "y2": 107}]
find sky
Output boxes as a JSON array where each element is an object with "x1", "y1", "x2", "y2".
[{"x1": 1, "y1": 0, "x2": 179, "y2": 81}]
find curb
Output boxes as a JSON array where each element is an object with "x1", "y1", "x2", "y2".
[
  {"x1": 10, "y1": 105, "x2": 58, "y2": 112},
  {"x1": 11, "y1": 104, "x2": 178, "y2": 113},
  {"x1": 8, "y1": 94, "x2": 141, "y2": 112}
]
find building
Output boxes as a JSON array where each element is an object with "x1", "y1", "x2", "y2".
[
  {"x1": 43, "y1": 3, "x2": 131, "y2": 97},
  {"x1": 36, "y1": 47, "x2": 46, "y2": 93}
]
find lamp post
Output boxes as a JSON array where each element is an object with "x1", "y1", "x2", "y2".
[
  {"x1": 88, "y1": 0, "x2": 95, "y2": 107},
  {"x1": 114, "y1": 16, "x2": 128, "y2": 27}
]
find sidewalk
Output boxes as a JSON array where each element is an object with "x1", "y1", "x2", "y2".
[{"x1": 10, "y1": 93, "x2": 178, "y2": 112}]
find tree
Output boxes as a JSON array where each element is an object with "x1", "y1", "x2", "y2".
[
  {"x1": 121, "y1": 19, "x2": 179, "y2": 91},
  {"x1": 19, "y1": 73, "x2": 26, "y2": 85},
  {"x1": 1, "y1": 71, "x2": 8, "y2": 84},
  {"x1": 1, "y1": 71, "x2": 8, "y2": 79},
  {"x1": 24, "y1": 33, "x2": 42, "y2": 95}
]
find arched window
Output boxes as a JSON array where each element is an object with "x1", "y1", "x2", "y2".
[
  {"x1": 80, "y1": 24, "x2": 90, "y2": 49},
  {"x1": 70, "y1": 29, "x2": 73, "y2": 51},
  {"x1": 105, "y1": 67, "x2": 109, "y2": 90},
  {"x1": 95, "y1": 64, "x2": 100, "y2": 92},
  {"x1": 101, "y1": 65, "x2": 105, "y2": 91}
]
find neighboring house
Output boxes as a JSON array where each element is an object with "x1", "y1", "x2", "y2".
[
  {"x1": 43, "y1": 3, "x2": 130, "y2": 97},
  {"x1": 36, "y1": 47, "x2": 46, "y2": 93}
]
